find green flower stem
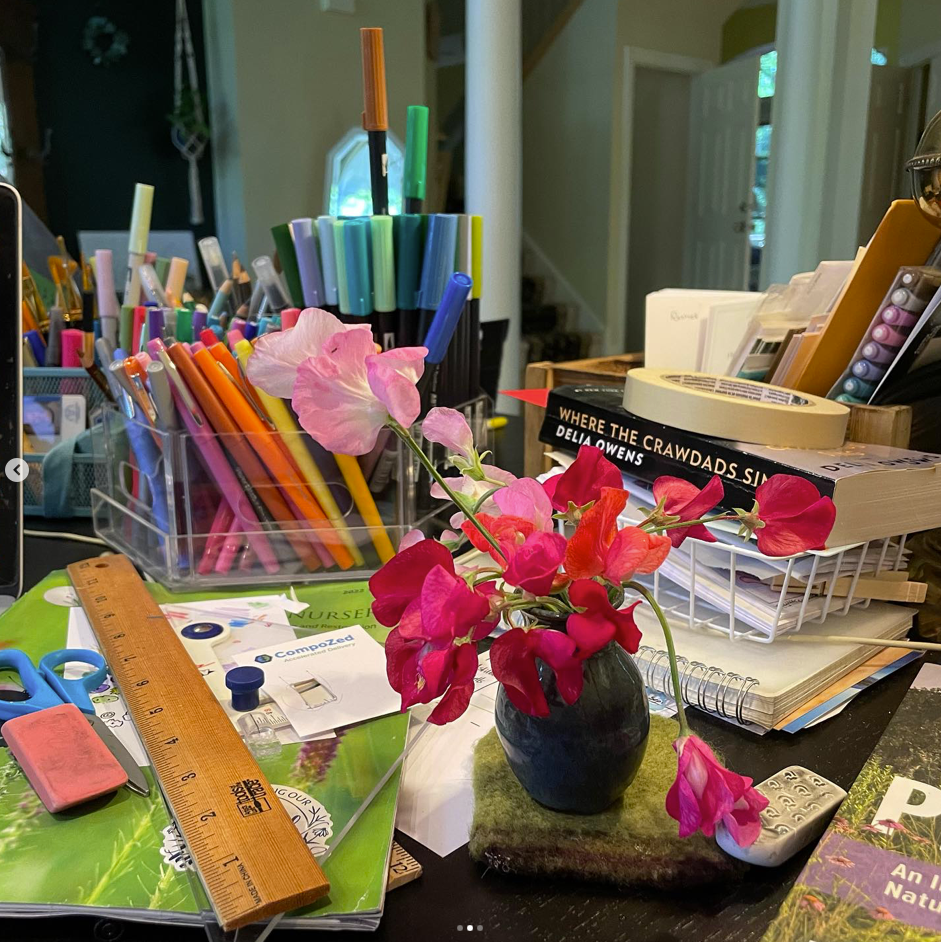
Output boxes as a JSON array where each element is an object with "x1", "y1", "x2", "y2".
[
  {"x1": 645, "y1": 514, "x2": 737, "y2": 534},
  {"x1": 627, "y1": 581, "x2": 690, "y2": 737},
  {"x1": 389, "y1": 419, "x2": 506, "y2": 561}
]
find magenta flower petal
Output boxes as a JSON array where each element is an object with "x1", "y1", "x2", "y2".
[
  {"x1": 666, "y1": 735, "x2": 766, "y2": 845},
  {"x1": 246, "y1": 308, "x2": 370, "y2": 398},
  {"x1": 652, "y1": 474, "x2": 724, "y2": 547},
  {"x1": 529, "y1": 628, "x2": 582, "y2": 705},
  {"x1": 757, "y1": 496, "x2": 837, "y2": 555},
  {"x1": 428, "y1": 644, "x2": 478, "y2": 725},
  {"x1": 490, "y1": 628, "x2": 550, "y2": 716},
  {"x1": 541, "y1": 445, "x2": 623, "y2": 511},
  {"x1": 752, "y1": 475, "x2": 837, "y2": 555},
  {"x1": 421, "y1": 407, "x2": 475, "y2": 459},
  {"x1": 369, "y1": 539, "x2": 454, "y2": 626},
  {"x1": 503, "y1": 531, "x2": 567, "y2": 596}
]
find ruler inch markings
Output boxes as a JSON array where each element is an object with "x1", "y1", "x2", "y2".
[{"x1": 68, "y1": 556, "x2": 330, "y2": 931}]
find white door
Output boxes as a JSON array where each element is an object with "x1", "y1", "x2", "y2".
[{"x1": 683, "y1": 56, "x2": 761, "y2": 290}]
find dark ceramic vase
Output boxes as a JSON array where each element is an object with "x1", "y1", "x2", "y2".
[{"x1": 494, "y1": 609, "x2": 650, "y2": 814}]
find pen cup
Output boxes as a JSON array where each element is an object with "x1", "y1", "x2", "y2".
[{"x1": 91, "y1": 394, "x2": 492, "y2": 589}]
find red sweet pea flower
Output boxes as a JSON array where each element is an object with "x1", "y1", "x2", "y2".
[
  {"x1": 542, "y1": 444, "x2": 623, "y2": 512},
  {"x1": 460, "y1": 513, "x2": 535, "y2": 567},
  {"x1": 503, "y1": 531, "x2": 568, "y2": 596},
  {"x1": 563, "y1": 488, "x2": 670, "y2": 583},
  {"x1": 369, "y1": 538, "x2": 454, "y2": 626},
  {"x1": 566, "y1": 579, "x2": 643, "y2": 658},
  {"x1": 490, "y1": 627, "x2": 583, "y2": 717},
  {"x1": 652, "y1": 475, "x2": 724, "y2": 548},
  {"x1": 749, "y1": 474, "x2": 836, "y2": 556},
  {"x1": 384, "y1": 564, "x2": 499, "y2": 725},
  {"x1": 665, "y1": 734, "x2": 768, "y2": 844}
]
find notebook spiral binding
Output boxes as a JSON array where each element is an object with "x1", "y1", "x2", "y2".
[{"x1": 636, "y1": 645, "x2": 760, "y2": 726}]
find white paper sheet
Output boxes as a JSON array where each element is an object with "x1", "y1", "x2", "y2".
[
  {"x1": 232, "y1": 625, "x2": 400, "y2": 739},
  {"x1": 396, "y1": 652, "x2": 499, "y2": 857}
]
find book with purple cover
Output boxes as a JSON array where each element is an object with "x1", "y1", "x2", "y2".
[{"x1": 761, "y1": 661, "x2": 941, "y2": 941}]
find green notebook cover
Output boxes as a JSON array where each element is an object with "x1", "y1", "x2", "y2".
[{"x1": 0, "y1": 572, "x2": 406, "y2": 929}]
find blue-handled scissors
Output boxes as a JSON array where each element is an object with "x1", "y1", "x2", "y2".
[{"x1": 0, "y1": 648, "x2": 150, "y2": 796}]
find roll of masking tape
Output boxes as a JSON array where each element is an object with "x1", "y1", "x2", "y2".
[{"x1": 622, "y1": 369, "x2": 849, "y2": 448}]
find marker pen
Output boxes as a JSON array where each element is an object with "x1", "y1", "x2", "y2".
[
  {"x1": 870, "y1": 323, "x2": 910, "y2": 347},
  {"x1": 316, "y1": 216, "x2": 340, "y2": 313},
  {"x1": 842, "y1": 376, "x2": 877, "y2": 399},
  {"x1": 165, "y1": 256, "x2": 188, "y2": 308},
  {"x1": 292, "y1": 218, "x2": 325, "y2": 309},
  {"x1": 61, "y1": 329, "x2": 85, "y2": 368},
  {"x1": 880, "y1": 305, "x2": 919, "y2": 328},
  {"x1": 343, "y1": 218, "x2": 373, "y2": 321},
  {"x1": 46, "y1": 307, "x2": 65, "y2": 366},
  {"x1": 371, "y1": 216, "x2": 395, "y2": 348},
  {"x1": 251, "y1": 255, "x2": 291, "y2": 312},
  {"x1": 95, "y1": 249, "x2": 120, "y2": 347},
  {"x1": 393, "y1": 213, "x2": 424, "y2": 346},
  {"x1": 890, "y1": 287, "x2": 929, "y2": 313},
  {"x1": 417, "y1": 214, "x2": 458, "y2": 342},
  {"x1": 138, "y1": 263, "x2": 169, "y2": 307},
  {"x1": 122, "y1": 183, "x2": 154, "y2": 305},
  {"x1": 852, "y1": 359, "x2": 887, "y2": 381},
  {"x1": 404, "y1": 105, "x2": 429, "y2": 214},
  {"x1": 861, "y1": 341, "x2": 898, "y2": 364},
  {"x1": 270, "y1": 222, "x2": 304, "y2": 307}
]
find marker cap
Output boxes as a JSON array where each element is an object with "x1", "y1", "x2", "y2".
[
  {"x1": 344, "y1": 218, "x2": 374, "y2": 317},
  {"x1": 360, "y1": 28, "x2": 388, "y2": 131},
  {"x1": 418, "y1": 214, "x2": 458, "y2": 311},
  {"x1": 393, "y1": 214, "x2": 424, "y2": 310},
  {"x1": 404, "y1": 105, "x2": 429, "y2": 200},
  {"x1": 370, "y1": 216, "x2": 395, "y2": 313}
]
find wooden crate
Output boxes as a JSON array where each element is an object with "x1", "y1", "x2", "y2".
[
  {"x1": 523, "y1": 355, "x2": 912, "y2": 477},
  {"x1": 523, "y1": 354, "x2": 642, "y2": 477}
]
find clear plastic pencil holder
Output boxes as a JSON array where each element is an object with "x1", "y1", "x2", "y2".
[{"x1": 91, "y1": 395, "x2": 490, "y2": 589}]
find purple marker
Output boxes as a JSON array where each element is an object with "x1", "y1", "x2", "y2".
[
  {"x1": 192, "y1": 308, "x2": 207, "y2": 337},
  {"x1": 852, "y1": 359, "x2": 887, "y2": 381},
  {"x1": 861, "y1": 341, "x2": 897, "y2": 364},
  {"x1": 881, "y1": 305, "x2": 919, "y2": 328}
]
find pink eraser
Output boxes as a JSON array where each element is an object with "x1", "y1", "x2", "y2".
[{"x1": 2, "y1": 703, "x2": 128, "y2": 812}]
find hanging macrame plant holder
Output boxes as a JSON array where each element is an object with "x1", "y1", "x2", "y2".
[{"x1": 171, "y1": 0, "x2": 209, "y2": 225}]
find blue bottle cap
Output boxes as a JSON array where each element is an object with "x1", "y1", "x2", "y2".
[{"x1": 225, "y1": 666, "x2": 265, "y2": 712}]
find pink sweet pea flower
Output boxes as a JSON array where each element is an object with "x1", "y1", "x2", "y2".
[
  {"x1": 421, "y1": 407, "x2": 475, "y2": 459},
  {"x1": 503, "y1": 531, "x2": 568, "y2": 596},
  {"x1": 493, "y1": 478, "x2": 555, "y2": 532},
  {"x1": 430, "y1": 464, "x2": 518, "y2": 524},
  {"x1": 748, "y1": 475, "x2": 836, "y2": 556},
  {"x1": 652, "y1": 475, "x2": 724, "y2": 548},
  {"x1": 398, "y1": 529, "x2": 463, "y2": 551},
  {"x1": 292, "y1": 329, "x2": 426, "y2": 454},
  {"x1": 369, "y1": 538, "x2": 455, "y2": 626},
  {"x1": 490, "y1": 627, "x2": 584, "y2": 717},
  {"x1": 245, "y1": 307, "x2": 371, "y2": 397},
  {"x1": 384, "y1": 565, "x2": 500, "y2": 724},
  {"x1": 666, "y1": 734, "x2": 768, "y2": 844},
  {"x1": 542, "y1": 445, "x2": 623, "y2": 512},
  {"x1": 566, "y1": 579, "x2": 643, "y2": 657}
]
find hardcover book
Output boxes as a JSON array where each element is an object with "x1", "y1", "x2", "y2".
[
  {"x1": 539, "y1": 385, "x2": 941, "y2": 546},
  {"x1": 761, "y1": 661, "x2": 941, "y2": 942}
]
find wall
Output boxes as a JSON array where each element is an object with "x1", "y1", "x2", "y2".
[
  {"x1": 603, "y1": 0, "x2": 742, "y2": 352},
  {"x1": 721, "y1": 0, "x2": 902, "y2": 64},
  {"x1": 522, "y1": 0, "x2": 617, "y2": 331},
  {"x1": 898, "y1": 0, "x2": 941, "y2": 63},
  {"x1": 32, "y1": 0, "x2": 215, "y2": 256},
  {"x1": 204, "y1": 0, "x2": 425, "y2": 263}
]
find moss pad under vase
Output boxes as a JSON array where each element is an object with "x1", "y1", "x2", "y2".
[{"x1": 469, "y1": 715, "x2": 746, "y2": 889}]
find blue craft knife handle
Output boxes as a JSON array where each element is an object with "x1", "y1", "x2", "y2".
[
  {"x1": 0, "y1": 650, "x2": 62, "y2": 720},
  {"x1": 38, "y1": 648, "x2": 108, "y2": 715}
]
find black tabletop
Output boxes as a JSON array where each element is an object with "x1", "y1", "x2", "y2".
[{"x1": 4, "y1": 514, "x2": 930, "y2": 942}]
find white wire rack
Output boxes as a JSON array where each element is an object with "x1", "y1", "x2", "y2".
[{"x1": 636, "y1": 531, "x2": 910, "y2": 644}]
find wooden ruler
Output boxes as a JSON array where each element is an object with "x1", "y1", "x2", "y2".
[{"x1": 68, "y1": 555, "x2": 330, "y2": 931}]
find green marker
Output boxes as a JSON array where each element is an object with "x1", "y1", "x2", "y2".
[
  {"x1": 371, "y1": 216, "x2": 396, "y2": 348},
  {"x1": 404, "y1": 105, "x2": 428, "y2": 214},
  {"x1": 270, "y1": 223, "x2": 304, "y2": 307}
]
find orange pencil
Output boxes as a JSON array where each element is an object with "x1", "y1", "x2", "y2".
[
  {"x1": 192, "y1": 345, "x2": 355, "y2": 570},
  {"x1": 166, "y1": 343, "x2": 325, "y2": 571}
]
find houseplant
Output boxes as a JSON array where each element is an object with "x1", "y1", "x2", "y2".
[{"x1": 247, "y1": 308, "x2": 837, "y2": 844}]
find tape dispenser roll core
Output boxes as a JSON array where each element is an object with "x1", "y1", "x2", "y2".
[{"x1": 623, "y1": 369, "x2": 849, "y2": 448}]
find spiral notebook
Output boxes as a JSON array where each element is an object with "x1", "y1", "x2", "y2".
[{"x1": 633, "y1": 601, "x2": 914, "y2": 730}]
